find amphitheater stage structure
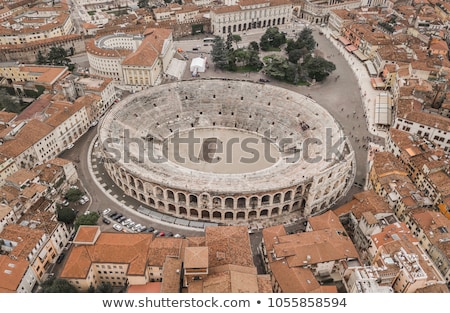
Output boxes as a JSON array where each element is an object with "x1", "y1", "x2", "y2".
[{"x1": 98, "y1": 79, "x2": 356, "y2": 226}]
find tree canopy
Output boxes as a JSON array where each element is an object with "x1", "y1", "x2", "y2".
[
  {"x1": 74, "y1": 211, "x2": 100, "y2": 231},
  {"x1": 260, "y1": 27, "x2": 286, "y2": 51},
  {"x1": 57, "y1": 205, "x2": 77, "y2": 224},
  {"x1": 40, "y1": 277, "x2": 78, "y2": 293}
]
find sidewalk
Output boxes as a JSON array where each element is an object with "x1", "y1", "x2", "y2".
[{"x1": 322, "y1": 26, "x2": 388, "y2": 140}]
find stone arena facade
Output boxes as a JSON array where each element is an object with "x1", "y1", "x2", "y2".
[{"x1": 99, "y1": 80, "x2": 356, "y2": 225}]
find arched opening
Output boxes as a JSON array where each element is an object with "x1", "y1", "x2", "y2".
[
  {"x1": 248, "y1": 211, "x2": 257, "y2": 219},
  {"x1": 189, "y1": 195, "x2": 198, "y2": 207},
  {"x1": 190, "y1": 209, "x2": 199, "y2": 217},
  {"x1": 201, "y1": 210, "x2": 210, "y2": 219},
  {"x1": 167, "y1": 190, "x2": 175, "y2": 201},
  {"x1": 137, "y1": 179, "x2": 144, "y2": 191},
  {"x1": 129, "y1": 176, "x2": 135, "y2": 187},
  {"x1": 282, "y1": 205, "x2": 289, "y2": 213},
  {"x1": 261, "y1": 195, "x2": 270, "y2": 204},
  {"x1": 213, "y1": 197, "x2": 221, "y2": 208},
  {"x1": 213, "y1": 211, "x2": 222, "y2": 219},
  {"x1": 284, "y1": 191, "x2": 292, "y2": 202},
  {"x1": 225, "y1": 212, "x2": 233, "y2": 220},
  {"x1": 250, "y1": 196, "x2": 258, "y2": 208},
  {"x1": 237, "y1": 197, "x2": 246, "y2": 208},
  {"x1": 236, "y1": 212, "x2": 245, "y2": 220},
  {"x1": 260, "y1": 209, "x2": 268, "y2": 217},
  {"x1": 155, "y1": 187, "x2": 164, "y2": 199},
  {"x1": 158, "y1": 201, "x2": 165, "y2": 210},
  {"x1": 225, "y1": 197, "x2": 234, "y2": 208},
  {"x1": 272, "y1": 207, "x2": 279, "y2": 216},
  {"x1": 179, "y1": 207, "x2": 187, "y2": 215},
  {"x1": 178, "y1": 193, "x2": 186, "y2": 203},
  {"x1": 139, "y1": 193, "x2": 145, "y2": 202},
  {"x1": 273, "y1": 193, "x2": 281, "y2": 203},
  {"x1": 148, "y1": 197, "x2": 155, "y2": 206},
  {"x1": 131, "y1": 189, "x2": 137, "y2": 198},
  {"x1": 168, "y1": 204, "x2": 176, "y2": 212}
]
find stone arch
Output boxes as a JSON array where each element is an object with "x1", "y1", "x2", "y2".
[
  {"x1": 272, "y1": 207, "x2": 279, "y2": 216},
  {"x1": 225, "y1": 197, "x2": 234, "y2": 209},
  {"x1": 168, "y1": 204, "x2": 176, "y2": 213},
  {"x1": 273, "y1": 193, "x2": 281, "y2": 203},
  {"x1": 201, "y1": 210, "x2": 210, "y2": 219},
  {"x1": 249, "y1": 196, "x2": 258, "y2": 208},
  {"x1": 139, "y1": 193, "x2": 145, "y2": 202},
  {"x1": 261, "y1": 195, "x2": 270, "y2": 204},
  {"x1": 237, "y1": 197, "x2": 246, "y2": 208},
  {"x1": 158, "y1": 201, "x2": 165, "y2": 210},
  {"x1": 236, "y1": 212, "x2": 245, "y2": 220},
  {"x1": 155, "y1": 187, "x2": 164, "y2": 199},
  {"x1": 131, "y1": 189, "x2": 137, "y2": 198},
  {"x1": 129, "y1": 175, "x2": 135, "y2": 187},
  {"x1": 213, "y1": 197, "x2": 222, "y2": 208},
  {"x1": 189, "y1": 194, "x2": 198, "y2": 207},
  {"x1": 178, "y1": 193, "x2": 186, "y2": 203},
  {"x1": 179, "y1": 207, "x2": 187, "y2": 215},
  {"x1": 213, "y1": 211, "x2": 222, "y2": 219},
  {"x1": 282, "y1": 205, "x2": 289, "y2": 213},
  {"x1": 167, "y1": 190, "x2": 175, "y2": 201},
  {"x1": 148, "y1": 197, "x2": 155, "y2": 206},
  {"x1": 248, "y1": 211, "x2": 257, "y2": 219},
  {"x1": 225, "y1": 212, "x2": 233, "y2": 220},
  {"x1": 284, "y1": 191, "x2": 292, "y2": 202},
  {"x1": 190, "y1": 209, "x2": 199, "y2": 218},
  {"x1": 260, "y1": 209, "x2": 268, "y2": 217}
]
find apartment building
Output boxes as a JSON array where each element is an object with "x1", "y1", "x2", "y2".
[
  {"x1": 407, "y1": 210, "x2": 450, "y2": 284},
  {"x1": 261, "y1": 211, "x2": 359, "y2": 292},
  {"x1": 0, "y1": 3, "x2": 74, "y2": 45}
]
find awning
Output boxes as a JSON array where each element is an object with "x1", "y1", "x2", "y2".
[
  {"x1": 353, "y1": 50, "x2": 368, "y2": 61},
  {"x1": 345, "y1": 45, "x2": 358, "y2": 52},
  {"x1": 364, "y1": 60, "x2": 377, "y2": 76},
  {"x1": 338, "y1": 36, "x2": 351, "y2": 46},
  {"x1": 371, "y1": 77, "x2": 386, "y2": 89}
]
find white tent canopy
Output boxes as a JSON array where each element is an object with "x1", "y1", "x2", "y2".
[{"x1": 190, "y1": 57, "x2": 206, "y2": 73}]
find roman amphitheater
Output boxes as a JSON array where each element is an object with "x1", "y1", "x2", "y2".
[{"x1": 99, "y1": 79, "x2": 356, "y2": 225}]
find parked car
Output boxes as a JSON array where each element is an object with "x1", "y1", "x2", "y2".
[
  {"x1": 102, "y1": 218, "x2": 111, "y2": 225},
  {"x1": 103, "y1": 208, "x2": 111, "y2": 216},
  {"x1": 117, "y1": 216, "x2": 127, "y2": 223},
  {"x1": 146, "y1": 227, "x2": 155, "y2": 233},
  {"x1": 66, "y1": 143, "x2": 74, "y2": 150},
  {"x1": 113, "y1": 224, "x2": 123, "y2": 231},
  {"x1": 62, "y1": 200, "x2": 69, "y2": 207},
  {"x1": 122, "y1": 218, "x2": 132, "y2": 226},
  {"x1": 166, "y1": 232, "x2": 173, "y2": 237},
  {"x1": 157, "y1": 232, "x2": 165, "y2": 237},
  {"x1": 56, "y1": 253, "x2": 66, "y2": 264}
]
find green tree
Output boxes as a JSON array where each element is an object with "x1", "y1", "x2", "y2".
[
  {"x1": 260, "y1": 27, "x2": 286, "y2": 51},
  {"x1": 47, "y1": 46, "x2": 71, "y2": 66},
  {"x1": 96, "y1": 282, "x2": 114, "y2": 293},
  {"x1": 286, "y1": 28, "x2": 316, "y2": 53},
  {"x1": 303, "y1": 56, "x2": 336, "y2": 82},
  {"x1": 263, "y1": 54, "x2": 289, "y2": 80},
  {"x1": 40, "y1": 277, "x2": 78, "y2": 293},
  {"x1": 0, "y1": 89, "x2": 21, "y2": 113},
  {"x1": 74, "y1": 211, "x2": 100, "y2": 231},
  {"x1": 231, "y1": 34, "x2": 242, "y2": 49},
  {"x1": 248, "y1": 41, "x2": 259, "y2": 51},
  {"x1": 36, "y1": 50, "x2": 47, "y2": 65},
  {"x1": 65, "y1": 188, "x2": 84, "y2": 202},
  {"x1": 137, "y1": 0, "x2": 149, "y2": 8},
  {"x1": 57, "y1": 205, "x2": 77, "y2": 224},
  {"x1": 211, "y1": 36, "x2": 230, "y2": 70}
]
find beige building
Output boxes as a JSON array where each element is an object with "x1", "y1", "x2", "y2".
[
  {"x1": 210, "y1": 0, "x2": 292, "y2": 35},
  {"x1": 407, "y1": 210, "x2": 450, "y2": 285},
  {"x1": 261, "y1": 211, "x2": 359, "y2": 292},
  {"x1": 86, "y1": 28, "x2": 175, "y2": 88}
]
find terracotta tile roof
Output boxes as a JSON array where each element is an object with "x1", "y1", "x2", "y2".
[
  {"x1": 308, "y1": 210, "x2": 344, "y2": 231},
  {"x1": 271, "y1": 226, "x2": 359, "y2": 267},
  {"x1": 0, "y1": 255, "x2": 29, "y2": 293},
  {"x1": 184, "y1": 246, "x2": 208, "y2": 269},
  {"x1": 428, "y1": 170, "x2": 450, "y2": 196},
  {"x1": 0, "y1": 203, "x2": 13, "y2": 220},
  {"x1": 0, "y1": 112, "x2": 16, "y2": 124},
  {"x1": 73, "y1": 226, "x2": 100, "y2": 244},
  {"x1": 205, "y1": 226, "x2": 254, "y2": 268},
  {"x1": 199, "y1": 265, "x2": 261, "y2": 292},
  {"x1": 372, "y1": 151, "x2": 408, "y2": 177},
  {"x1": 161, "y1": 257, "x2": 182, "y2": 293},
  {"x1": 121, "y1": 28, "x2": 172, "y2": 67},
  {"x1": 43, "y1": 100, "x2": 87, "y2": 128},
  {"x1": 404, "y1": 111, "x2": 450, "y2": 131},
  {"x1": 147, "y1": 237, "x2": 184, "y2": 267},
  {"x1": 19, "y1": 65, "x2": 68, "y2": 85},
  {"x1": 16, "y1": 93, "x2": 53, "y2": 121},
  {"x1": 270, "y1": 261, "x2": 322, "y2": 292},
  {"x1": 371, "y1": 222, "x2": 417, "y2": 249},
  {"x1": 5, "y1": 168, "x2": 38, "y2": 186},
  {"x1": 20, "y1": 183, "x2": 46, "y2": 199},
  {"x1": 60, "y1": 233, "x2": 153, "y2": 279},
  {"x1": 0, "y1": 223, "x2": 45, "y2": 260}
]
